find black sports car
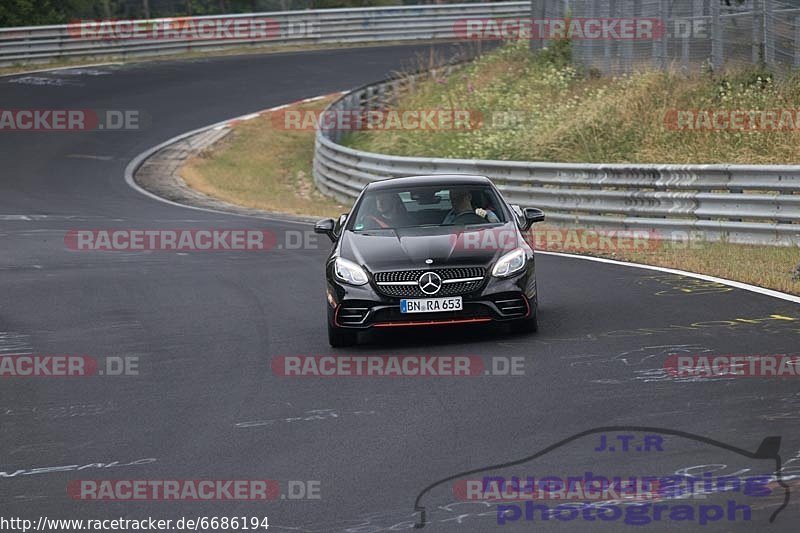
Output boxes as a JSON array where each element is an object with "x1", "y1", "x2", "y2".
[{"x1": 314, "y1": 175, "x2": 545, "y2": 347}]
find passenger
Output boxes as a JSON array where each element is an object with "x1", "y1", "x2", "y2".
[
  {"x1": 364, "y1": 192, "x2": 405, "y2": 229},
  {"x1": 473, "y1": 191, "x2": 500, "y2": 223}
]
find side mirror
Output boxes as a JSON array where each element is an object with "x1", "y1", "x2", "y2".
[
  {"x1": 522, "y1": 207, "x2": 545, "y2": 231},
  {"x1": 333, "y1": 213, "x2": 349, "y2": 237},
  {"x1": 314, "y1": 218, "x2": 336, "y2": 242}
]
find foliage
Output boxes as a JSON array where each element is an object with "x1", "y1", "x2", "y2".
[{"x1": 345, "y1": 40, "x2": 800, "y2": 165}]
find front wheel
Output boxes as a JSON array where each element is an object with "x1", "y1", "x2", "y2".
[{"x1": 328, "y1": 322, "x2": 358, "y2": 347}]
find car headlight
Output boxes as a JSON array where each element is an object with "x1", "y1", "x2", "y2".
[
  {"x1": 334, "y1": 257, "x2": 369, "y2": 286},
  {"x1": 492, "y1": 248, "x2": 528, "y2": 278}
]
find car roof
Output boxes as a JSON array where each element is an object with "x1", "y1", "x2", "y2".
[{"x1": 366, "y1": 174, "x2": 493, "y2": 191}]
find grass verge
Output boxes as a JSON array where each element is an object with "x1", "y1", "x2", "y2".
[
  {"x1": 536, "y1": 231, "x2": 800, "y2": 296},
  {"x1": 338, "y1": 41, "x2": 799, "y2": 295},
  {"x1": 181, "y1": 42, "x2": 799, "y2": 295},
  {"x1": 181, "y1": 95, "x2": 347, "y2": 219},
  {"x1": 616, "y1": 242, "x2": 799, "y2": 296},
  {"x1": 344, "y1": 40, "x2": 800, "y2": 164}
]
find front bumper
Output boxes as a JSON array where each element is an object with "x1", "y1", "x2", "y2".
[{"x1": 327, "y1": 269, "x2": 537, "y2": 330}]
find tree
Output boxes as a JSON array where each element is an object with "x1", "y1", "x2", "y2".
[{"x1": 0, "y1": 0, "x2": 98, "y2": 27}]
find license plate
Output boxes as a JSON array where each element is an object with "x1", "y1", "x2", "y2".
[{"x1": 400, "y1": 297, "x2": 463, "y2": 314}]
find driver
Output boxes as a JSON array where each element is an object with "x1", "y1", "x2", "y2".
[{"x1": 442, "y1": 189, "x2": 476, "y2": 224}]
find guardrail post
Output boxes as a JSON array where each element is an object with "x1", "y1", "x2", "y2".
[
  {"x1": 605, "y1": 0, "x2": 616, "y2": 73},
  {"x1": 584, "y1": 0, "x2": 595, "y2": 72},
  {"x1": 765, "y1": 0, "x2": 775, "y2": 69},
  {"x1": 652, "y1": 0, "x2": 668, "y2": 70},
  {"x1": 651, "y1": 0, "x2": 659, "y2": 69},
  {"x1": 391, "y1": 79, "x2": 400, "y2": 107},
  {"x1": 683, "y1": 0, "x2": 704, "y2": 73},
  {"x1": 680, "y1": 3, "x2": 693, "y2": 73},
  {"x1": 376, "y1": 83, "x2": 385, "y2": 110},
  {"x1": 622, "y1": 0, "x2": 638, "y2": 73},
  {"x1": 530, "y1": 0, "x2": 547, "y2": 52},
  {"x1": 753, "y1": 0, "x2": 764, "y2": 65},
  {"x1": 711, "y1": 0, "x2": 722, "y2": 72},
  {"x1": 795, "y1": 16, "x2": 800, "y2": 68}
]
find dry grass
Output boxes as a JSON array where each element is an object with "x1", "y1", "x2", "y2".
[
  {"x1": 595, "y1": 240, "x2": 800, "y2": 296},
  {"x1": 528, "y1": 225, "x2": 799, "y2": 295},
  {"x1": 181, "y1": 96, "x2": 347, "y2": 219},
  {"x1": 346, "y1": 40, "x2": 800, "y2": 164}
]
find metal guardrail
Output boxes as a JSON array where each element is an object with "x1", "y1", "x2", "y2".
[
  {"x1": 0, "y1": 2, "x2": 527, "y2": 67},
  {"x1": 313, "y1": 70, "x2": 800, "y2": 246},
  {"x1": 8, "y1": 2, "x2": 798, "y2": 246}
]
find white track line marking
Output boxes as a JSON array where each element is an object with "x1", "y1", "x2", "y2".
[
  {"x1": 124, "y1": 92, "x2": 346, "y2": 226},
  {"x1": 536, "y1": 250, "x2": 800, "y2": 304},
  {"x1": 66, "y1": 154, "x2": 114, "y2": 161},
  {"x1": 0, "y1": 62, "x2": 123, "y2": 79}
]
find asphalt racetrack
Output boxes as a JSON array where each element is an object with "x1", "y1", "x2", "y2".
[{"x1": 1, "y1": 44, "x2": 799, "y2": 532}]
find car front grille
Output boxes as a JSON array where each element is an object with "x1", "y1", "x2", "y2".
[{"x1": 373, "y1": 267, "x2": 486, "y2": 298}]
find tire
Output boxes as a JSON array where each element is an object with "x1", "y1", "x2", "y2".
[{"x1": 328, "y1": 322, "x2": 358, "y2": 347}]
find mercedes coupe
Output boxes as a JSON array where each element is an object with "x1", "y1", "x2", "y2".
[{"x1": 314, "y1": 175, "x2": 545, "y2": 347}]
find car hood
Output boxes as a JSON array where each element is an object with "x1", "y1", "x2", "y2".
[{"x1": 339, "y1": 224, "x2": 521, "y2": 272}]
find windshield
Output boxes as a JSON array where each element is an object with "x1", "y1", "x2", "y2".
[{"x1": 350, "y1": 184, "x2": 508, "y2": 231}]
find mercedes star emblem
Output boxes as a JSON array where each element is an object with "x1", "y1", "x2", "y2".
[{"x1": 418, "y1": 272, "x2": 443, "y2": 295}]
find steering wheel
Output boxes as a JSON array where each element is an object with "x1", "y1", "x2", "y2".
[{"x1": 451, "y1": 212, "x2": 489, "y2": 225}]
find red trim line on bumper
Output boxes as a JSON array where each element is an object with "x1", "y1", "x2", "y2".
[{"x1": 373, "y1": 317, "x2": 492, "y2": 328}]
